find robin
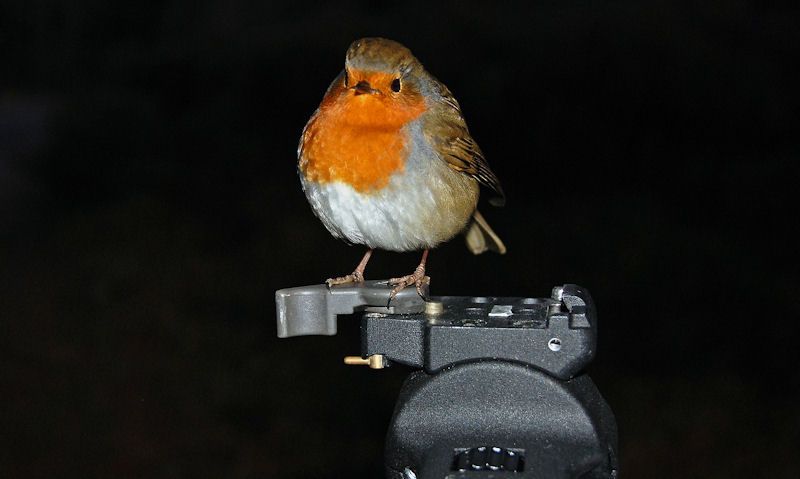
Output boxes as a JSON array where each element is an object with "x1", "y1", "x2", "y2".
[{"x1": 298, "y1": 37, "x2": 505, "y2": 299}]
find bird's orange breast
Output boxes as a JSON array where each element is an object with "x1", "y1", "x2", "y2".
[{"x1": 299, "y1": 78, "x2": 427, "y2": 193}]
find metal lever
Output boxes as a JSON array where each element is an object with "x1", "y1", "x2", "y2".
[{"x1": 275, "y1": 280, "x2": 429, "y2": 337}]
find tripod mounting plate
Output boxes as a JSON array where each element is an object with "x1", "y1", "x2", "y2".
[
  {"x1": 276, "y1": 281, "x2": 595, "y2": 380},
  {"x1": 363, "y1": 284, "x2": 596, "y2": 379}
]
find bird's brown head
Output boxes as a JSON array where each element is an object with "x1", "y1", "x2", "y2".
[
  {"x1": 317, "y1": 38, "x2": 429, "y2": 128},
  {"x1": 345, "y1": 37, "x2": 420, "y2": 90}
]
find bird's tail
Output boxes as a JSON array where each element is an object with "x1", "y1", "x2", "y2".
[{"x1": 464, "y1": 210, "x2": 506, "y2": 255}]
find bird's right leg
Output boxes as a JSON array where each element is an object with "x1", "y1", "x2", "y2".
[{"x1": 326, "y1": 249, "x2": 373, "y2": 287}]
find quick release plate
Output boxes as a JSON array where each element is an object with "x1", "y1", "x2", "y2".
[{"x1": 275, "y1": 282, "x2": 596, "y2": 380}]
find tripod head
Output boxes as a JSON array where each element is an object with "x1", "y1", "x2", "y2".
[{"x1": 276, "y1": 281, "x2": 618, "y2": 478}]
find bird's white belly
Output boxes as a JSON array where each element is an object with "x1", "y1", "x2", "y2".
[{"x1": 301, "y1": 158, "x2": 478, "y2": 252}]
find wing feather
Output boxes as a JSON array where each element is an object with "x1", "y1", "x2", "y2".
[{"x1": 423, "y1": 81, "x2": 506, "y2": 206}]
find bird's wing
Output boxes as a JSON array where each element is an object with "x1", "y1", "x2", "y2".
[{"x1": 424, "y1": 82, "x2": 505, "y2": 206}]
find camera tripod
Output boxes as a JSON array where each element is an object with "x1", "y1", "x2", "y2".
[{"x1": 276, "y1": 281, "x2": 618, "y2": 478}]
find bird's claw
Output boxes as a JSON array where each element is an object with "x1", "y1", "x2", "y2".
[
  {"x1": 387, "y1": 272, "x2": 430, "y2": 304},
  {"x1": 326, "y1": 271, "x2": 365, "y2": 288}
]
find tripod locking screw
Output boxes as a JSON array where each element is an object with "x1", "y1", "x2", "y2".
[{"x1": 344, "y1": 354, "x2": 387, "y2": 369}]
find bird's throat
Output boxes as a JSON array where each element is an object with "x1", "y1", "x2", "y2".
[{"x1": 300, "y1": 91, "x2": 427, "y2": 193}]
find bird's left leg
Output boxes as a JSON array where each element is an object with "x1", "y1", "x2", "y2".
[
  {"x1": 326, "y1": 249, "x2": 373, "y2": 287},
  {"x1": 388, "y1": 249, "x2": 431, "y2": 300}
]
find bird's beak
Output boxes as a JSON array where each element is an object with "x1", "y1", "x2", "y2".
[{"x1": 351, "y1": 80, "x2": 380, "y2": 96}]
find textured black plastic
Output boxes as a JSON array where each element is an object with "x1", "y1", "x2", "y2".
[
  {"x1": 376, "y1": 285, "x2": 617, "y2": 479},
  {"x1": 273, "y1": 282, "x2": 617, "y2": 478},
  {"x1": 363, "y1": 284, "x2": 597, "y2": 380},
  {"x1": 384, "y1": 361, "x2": 618, "y2": 479}
]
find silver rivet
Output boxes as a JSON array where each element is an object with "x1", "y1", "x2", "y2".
[
  {"x1": 551, "y1": 286, "x2": 564, "y2": 301},
  {"x1": 402, "y1": 467, "x2": 417, "y2": 479},
  {"x1": 548, "y1": 338, "x2": 562, "y2": 352}
]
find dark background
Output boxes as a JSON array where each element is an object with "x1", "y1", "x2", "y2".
[{"x1": 2, "y1": 1, "x2": 798, "y2": 478}]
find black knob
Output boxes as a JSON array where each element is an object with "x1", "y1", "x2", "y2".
[{"x1": 452, "y1": 446, "x2": 524, "y2": 472}]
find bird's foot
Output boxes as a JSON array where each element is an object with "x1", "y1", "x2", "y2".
[
  {"x1": 388, "y1": 265, "x2": 430, "y2": 302},
  {"x1": 325, "y1": 249, "x2": 373, "y2": 288},
  {"x1": 326, "y1": 270, "x2": 365, "y2": 288}
]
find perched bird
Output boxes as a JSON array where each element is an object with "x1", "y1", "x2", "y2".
[{"x1": 298, "y1": 37, "x2": 505, "y2": 299}]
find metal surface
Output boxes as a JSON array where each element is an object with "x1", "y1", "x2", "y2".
[{"x1": 275, "y1": 280, "x2": 428, "y2": 337}]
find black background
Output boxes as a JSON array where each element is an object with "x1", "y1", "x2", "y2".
[{"x1": 2, "y1": 1, "x2": 798, "y2": 478}]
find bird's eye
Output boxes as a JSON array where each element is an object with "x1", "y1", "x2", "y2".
[{"x1": 391, "y1": 78, "x2": 401, "y2": 92}]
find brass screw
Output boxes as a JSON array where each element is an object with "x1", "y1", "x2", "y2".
[
  {"x1": 344, "y1": 354, "x2": 386, "y2": 369},
  {"x1": 425, "y1": 301, "x2": 444, "y2": 315}
]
